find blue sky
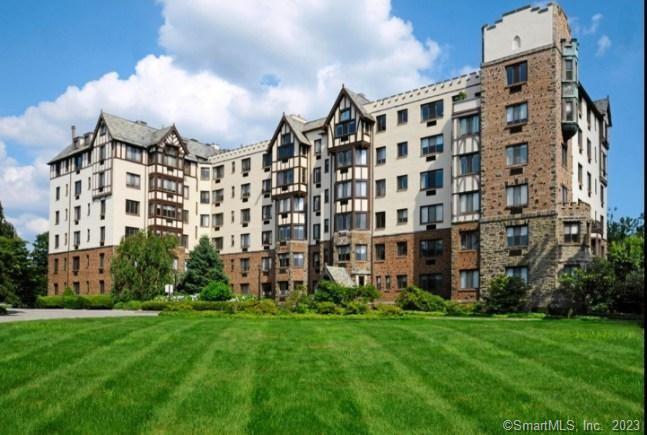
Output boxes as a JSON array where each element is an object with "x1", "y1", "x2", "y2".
[{"x1": 0, "y1": 0, "x2": 643, "y2": 241}]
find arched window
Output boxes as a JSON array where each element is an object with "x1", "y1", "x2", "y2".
[{"x1": 512, "y1": 35, "x2": 521, "y2": 50}]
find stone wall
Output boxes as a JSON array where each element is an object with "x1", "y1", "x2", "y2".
[{"x1": 450, "y1": 222, "x2": 480, "y2": 302}]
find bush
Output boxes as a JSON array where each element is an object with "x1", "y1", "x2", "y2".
[
  {"x1": 82, "y1": 295, "x2": 114, "y2": 309},
  {"x1": 396, "y1": 286, "x2": 447, "y2": 312},
  {"x1": 200, "y1": 281, "x2": 232, "y2": 301},
  {"x1": 284, "y1": 288, "x2": 314, "y2": 313},
  {"x1": 549, "y1": 259, "x2": 615, "y2": 316},
  {"x1": 316, "y1": 301, "x2": 341, "y2": 315},
  {"x1": 375, "y1": 304, "x2": 403, "y2": 316},
  {"x1": 63, "y1": 286, "x2": 75, "y2": 297},
  {"x1": 191, "y1": 301, "x2": 229, "y2": 311},
  {"x1": 113, "y1": 300, "x2": 143, "y2": 310},
  {"x1": 0, "y1": 305, "x2": 7, "y2": 315},
  {"x1": 481, "y1": 275, "x2": 529, "y2": 314},
  {"x1": 445, "y1": 301, "x2": 474, "y2": 316},
  {"x1": 243, "y1": 299, "x2": 279, "y2": 315},
  {"x1": 141, "y1": 300, "x2": 170, "y2": 311},
  {"x1": 314, "y1": 280, "x2": 351, "y2": 305},
  {"x1": 36, "y1": 295, "x2": 65, "y2": 308},
  {"x1": 63, "y1": 295, "x2": 87, "y2": 309},
  {"x1": 355, "y1": 284, "x2": 381, "y2": 302},
  {"x1": 344, "y1": 301, "x2": 368, "y2": 315}
]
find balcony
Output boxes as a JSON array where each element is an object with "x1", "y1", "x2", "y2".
[{"x1": 591, "y1": 221, "x2": 604, "y2": 235}]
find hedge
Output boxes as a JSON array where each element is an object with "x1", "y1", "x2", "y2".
[{"x1": 36, "y1": 295, "x2": 114, "y2": 309}]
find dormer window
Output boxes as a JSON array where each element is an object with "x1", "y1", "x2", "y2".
[
  {"x1": 335, "y1": 107, "x2": 356, "y2": 138},
  {"x1": 340, "y1": 108, "x2": 351, "y2": 122},
  {"x1": 99, "y1": 125, "x2": 106, "y2": 136},
  {"x1": 281, "y1": 133, "x2": 292, "y2": 145}
]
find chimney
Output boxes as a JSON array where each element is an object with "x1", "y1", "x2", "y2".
[{"x1": 71, "y1": 125, "x2": 77, "y2": 141}]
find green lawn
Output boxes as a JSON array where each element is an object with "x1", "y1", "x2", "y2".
[{"x1": 0, "y1": 316, "x2": 643, "y2": 434}]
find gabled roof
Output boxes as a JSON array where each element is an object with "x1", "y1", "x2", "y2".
[
  {"x1": 267, "y1": 114, "x2": 311, "y2": 149},
  {"x1": 101, "y1": 112, "x2": 159, "y2": 147},
  {"x1": 324, "y1": 86, "x2": 374, "y2": 127},
  {"x1": 323, "y1": 265, "x2": 355, "y2": 287},
  {"x1": 47, "y1": 140, "x2": 92, "y2": 164},
  {"x1": 594, "y1": 97, "x2": 612, "y2": 127}
]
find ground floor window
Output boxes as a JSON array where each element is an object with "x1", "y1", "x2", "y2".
[
  {"x1": 505, "y1": 266, "x2": 528, "y2": 283},
  {"x1": 460, "y1": 270, "x2": 479, "y2": 289}
]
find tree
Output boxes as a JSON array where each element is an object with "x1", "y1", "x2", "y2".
[
  {"x1": 200, "y1": 281, "x2": 232, "y2": 301},
  {"x1": 550, "y1": 258, "x2": 615, "y2": 315},
  {"x1": 482, "y1": 275, "x2": 529, "y2": 314},
  {"x1": 607, "y1": 209, "x2": 644, "y2": 244},
  {"x1": 0, "y1": 202, "x2": 16, "y2": 238},
  {"x1": 179, "y1": 236, "x2": 228, "y2": 294},
  {"x1": 111, "y1": 230, "x2": 177, "y2": 301},
  {"x1": 0, "y1": 202, "x2": 36, "y2": 306},
  {"x1": 31, "y1": 232, "x2": 49, "y2": 297}
]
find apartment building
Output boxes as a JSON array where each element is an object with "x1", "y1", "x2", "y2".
[{"x1": 47, "y1": 3, "x2": 610, "y2": 304}]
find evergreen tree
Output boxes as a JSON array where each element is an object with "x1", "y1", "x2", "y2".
[
  {"x1": 180, "y1": 236, "x2": 228, "y2": 294},
  {"x1": 0, "y1": 202, "x2": 35, "y2": 306},
  {"x1": 111, "y1": 230, "x2": 177, "y2": 301},
  {"x1": 31, "y1": 232, "x2": 49, "y2": 297}
]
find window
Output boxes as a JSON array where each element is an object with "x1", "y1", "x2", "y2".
[
  {"x1": 376, "y1": 114, "x2": 386, "y2": 132},
  {"x1": 242, "y1": 158, "x2": 251, "y2": 172},
  {"x1": 313, "y1": 224, "x2": 321, "y2": 240},
  {"x1": 561, "y1": 185, "x2": 568, "y2": 204},
  {"x1": 324, "y1": 189, "x2": 329, "y2": 203},
  {"x1": 336, "y1": 149, "x2": 352, "y2": 168},
  {"x1": 293, "y1": 253, "x2": 305, "y2": 268},
  {"x1": 278, "y1": 253, "x2": 290, "y2": 269},
  {"x1": 506, "y1": 266, "x2": 528, "y2": 283},
  {"x1": 420, "y1": 204, "x2": 443, "y2": 224},
  {"x1": 338, "y1": 245, "x2": 351, "y2": 262},
  {"x1": 385, "y1": 275, "x2": 391, "y2": 290},
  {"x1": 375, "y1": 179, "x2": 386, "y2": 197},
  {"x1": 231, "y1": 161, "x2": 236, "y2": 173},
  {"x1": 240, "y1": 209, "x2": 251, "y2": 224},
  {"x1": 421, "y1": 135, "x2": 443, "y2": 155},
  {"x1": 376, "y1": 147, "x2": 386, "y2": 164},
  {"x1": 397, "y1": 208, "x2": 408, "y2": 224},
  {"x1": 375, "y1": 212, "x2": 385, "y2": 229},
  {"x1": 314, "y1": 139, "x2": 322, "y2": 155},
  {"x1": 506, "y1": 102, "x2": 528, "y2": 125},
  {"x1": 459, "y1": 153, "x2": 480, "y2": 175},
  {"x1": 56, "y1": 187, "x2": 60, "y2": 201},
  {"x1": 312, "y1": 196, "x2": 321, "y2": 212},
  {"x1": 73, "y1": 231, "x2": 80, "y2": 246},
  {"x1": 397, "y1": 175, "x2": 408, "y2": 191},
  {"x1": 506, "y1": 184, "x2": 528, "y2": 207},
  {"x1": 375, "y1": 244, "x2": 385, "y2": 261},
  {"x1": 125, "y1": 200, "x2": 139, "y2": 215},
  {"x1": 397, "y1": 109, "x2": 408, "y2": 125},
  {"x1": 420, "y1": 273, "x2": 443, "y2": 293},
  {"x1": 336, "y1": 181, "x2": 352, "y2": 200},
  {"x1": 507, "y1": 225, "x2": 528, "y2": 247},
  {"x1": 200, "y1": 191, "x2": 209, "y2": 204},
  {"x1": 587, "y1": 139, "x2": 592, "y2": 162},
  {"x1": 397, "y1": 275, "x2": 408, "y2": 290},
  {"x1": 324, "y1": 219, "x2": 329, "y2": 233},
  {"x1": 458, "y1": 191, "x2": 480, "y2": 214},
  {"x1": 355, "y1": 148, "x2": 367, "y2": 166},
  {"x1": 564, "y1": 222, "x2": 580, "y2": 243},
  {"x1": 420, "y1": 169, "x2": 443, "y2": 190},
  {"x1": 420, "y1": 239, "x2": 443, "y2": 257},
  {"x1": 397, "y1": 142, "x2": 408, "y2": 158},
  {"x1": 199, "y1": 214, "x2": 209, "y2": 227},
  {"x1": 460, "y1": 270, "x2": 480, "y2": 289},
  {"x1": 241, "y1": 183, "x2": 251, "y2": 199},
  {"x1": 586, "y1": 172, "x2": 591, "y2": 196},
  {"x1": 458, "y1": 115, "x2": 480, "y2": 136},
  {"x1": 335, "y1": 109, "x2": 356, "y2": 137},
  {"x1": 74, "y1": 180, "x2": 82, "y2": 197},
  {"x1": 213, "y1": 165, "x2": 225, "y2": 180},
  {"x1": 563, "y1": 58, "x2": 575, "y2": 81},
  {"x1": 505, "y1": 61, "x2": 527, "y2": 85},
  {"x1": 212, "y1": 213, "x2": 223, "y2": 227},
  {"x1": 231, "y1": 186, "x2": 235, "y2": 198},
  {"x1": 313, "y1": 167, "x2": 321, "y2": 184},
  {"x1": 125, "y1": 226, "x2": 139, "y2": 237},
  {"x1": 240, "y1": 234, "x2": 250, "y2": 249},
  {"x1": 421, "y1": 100, "x2": 443, "y2": 121},
  {"x1": 260, "y1": 256, "x2": 272, "y2": 272},
  {"x1": 293, "y1": 225, "x2": 305, "y2": 240},
  {"x1": 213, "y1": 189, "x2": 224, "y2": 203},
  {"x1": 200, "y1": 167, "x2": 210, "y2": 180},
  {"x1": 54, "y1": 234, "x2": 59, "y2": 248},
  {"x1": 126, "y1": 173, "x2": 141, "y2": 188},
  {"x1": 277, "y1": 143, "x2": 294, "y2": 160},
  {"x1": 354, "y1": 212, "x2": 368, "y2": 230},
  {"x1": 355, "y1": 244, "x2": 367, "y2": 261},
  {"x1": 55, "y1": 211, "x2": 60, "y2": 225},
  {"x1": 100, "y1": 200, "x2": 106, "y2": 218},
  {"x1": 324, "y1": 159, "x2": 329, "y2": 173},
  {"x1": 276, "y1": 169, "x2": 294, "y2": 186},
  {"x1": 262, "y1": 179, "x2": 271, "y2": 193},
  {"x1": 335, "y1": 212, "x2": 351, "y2": 231},
  {"x1": 396, "y1": 241, "x2": 407, "y2": 256},
  {"x1": 561, "y1": 143, "x2": 568, "y2": 168},
  {"x1": 376, "y1": 276, "x2": 382, "y2": 289},
  {"x1": 125, "y1": 146, "x2": 142, "y2": 162},
  {"x1": 460, "y1": 231, "x2": 479, "y2": 250},
  {"x1": 74, "y1": 206, "x2": 81, "y2": 222}
]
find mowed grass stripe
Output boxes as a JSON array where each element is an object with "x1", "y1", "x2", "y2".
[
  {"x1": 356, "y1": 320, "x2": 553, "y2": 433},
  {"x1": 19, "y1": 319, "x2": 206, "y2": 434},
  {"x1": 142, "y1": 319, "x2": 269, "y2": 434},
  {"x1": 33, "y1": 319, "x2": 219, "y2": 434},
  {"x1": 246, "y1": 320, "x2": 370, "y2": 434},
  {"x1": 344, "y1": 321, "x2": 482, "y2": 434},
  {"x1": 0, "y1": 317, "x2": 160, "y2": 396},
  {"x1": 426, "y1": 321, "x2": 644, "y2": 414},
  {"x1": 0, "y1": 317, "x2": 178, "y2": 429}
]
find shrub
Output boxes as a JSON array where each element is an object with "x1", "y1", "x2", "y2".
[
  {"x1": 549, "y1": 259, "x2": 615, "y2": 316},
  {"x1": 396, "y1": 286, "x2": 447, "y2": 312},
  {"x1": 316, "y1": 301, "x2": 340, "y2": 315},
  {"x1": 163, "y1": 302, "x2": 193, "y2": 311},
  {"x1": 314, "y1": 280, "x2": 351, "y2": 305},
  {"x1": 141, "y1": 300, "x2": 170, "y2": 311},
  {"x1": 284, "y1": 288, "x2": 314, "y2": 313},
  {"x1": 445, "y1": 301, "x2": 474, "y2": 316},
  {"x1": 0, "y1": 305, "x2": 7, "y2": 315},
  {"x1": 82, "y1": 295, "x2": 114, "y2": 309},
  {"x1": 482, "y1": 275, "x2": 529, "y2": 314},
  {"x1": 191, "y1": 301, "x2": 229, "y2": 311},
  {"x1": 200, "y1": 281, "x2": 232, "y2": 302},
  {"x1": 36, "y1": 295, "x2": 65, "y2": 308},
  {"x1": 344, "y1": 301, "x2": 368, "y2": 315},
  {"x1": 375, "y1": 304, "x2": 403, "y2": 316},
  {"x1": 355, "y1": 284, "x2": 381, "y2": 302},
  {"x1": 63, "y1": 287, "x2": 75, "y2": 297},
  {"x1": 113, "y1": 300, "x2": 143, "y2": 310},
  {"x1": 243, "y1": 299, "x2": 279, "y2": 315},
  {"x1": 63, "y1": 295, "x2": 87, "y2": 309}
]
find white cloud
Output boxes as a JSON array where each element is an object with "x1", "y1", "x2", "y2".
[
  {"x1": 6, "y1": 213, "x2": 49, "y2": 241},
  {"x1": 570, "y1": 13, "x2": 603, "y2": 36},
  {"x1": 596, "y1": 34, "x2": 612, "y2": 57},
  {"x1": 0, "y1": 0, "x2": 444, "y2": 241}
]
